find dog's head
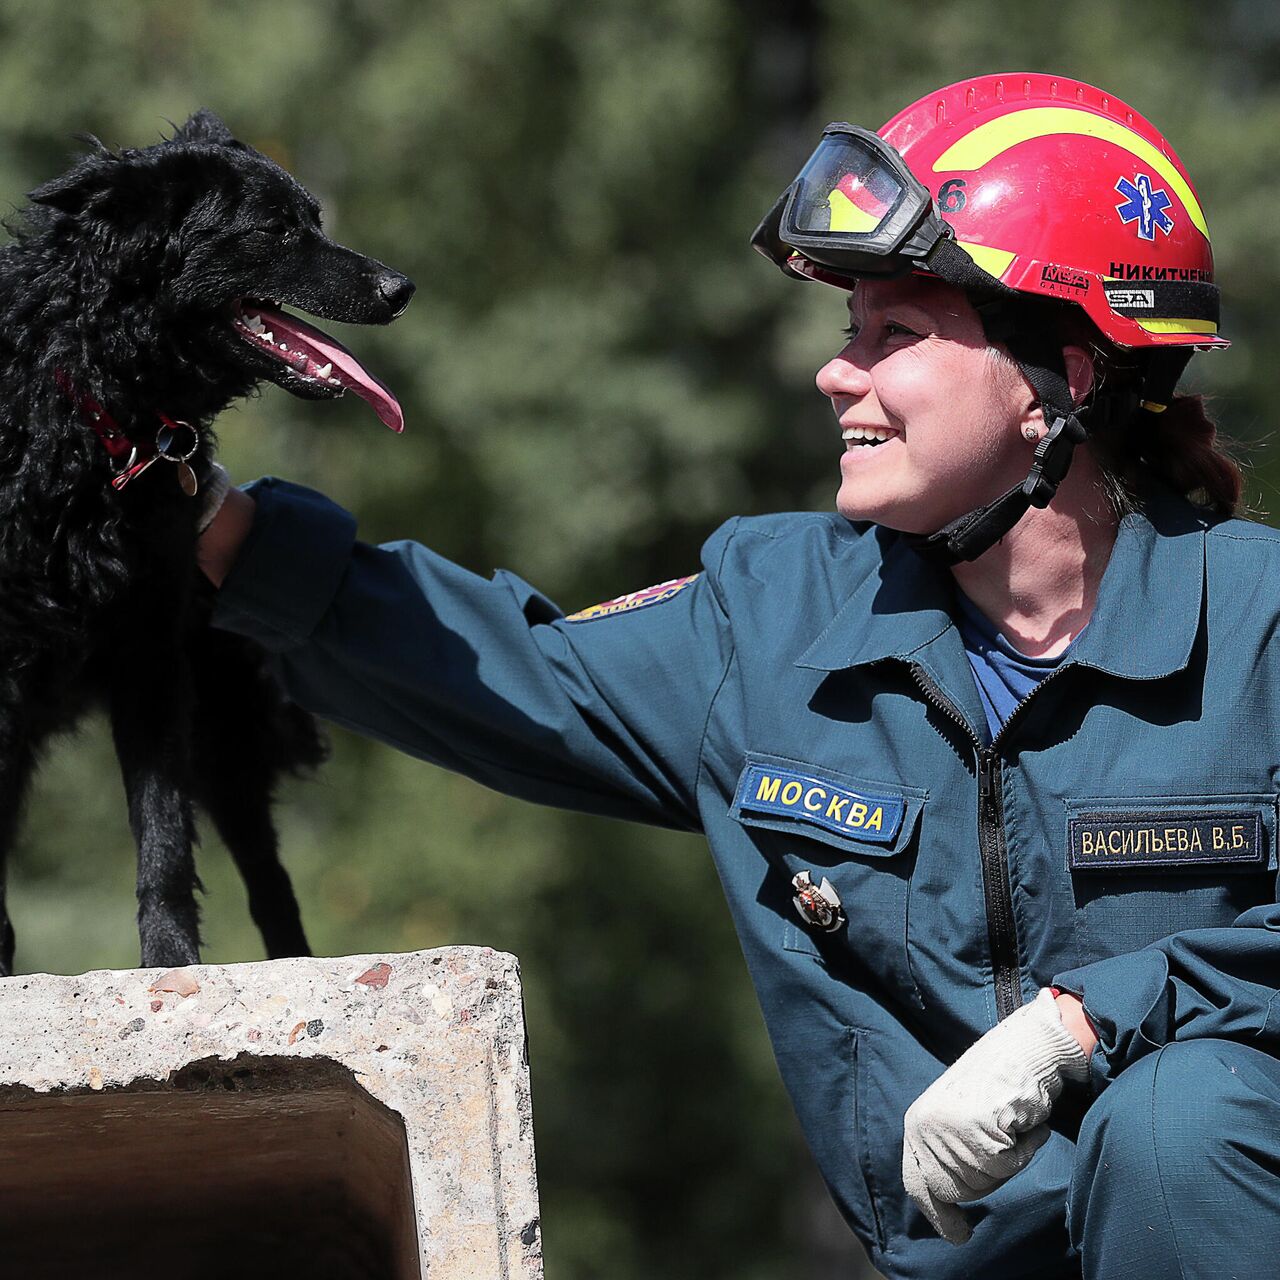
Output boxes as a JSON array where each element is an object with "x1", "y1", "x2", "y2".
[{"x1": 27, "y1": 109, "x2": 414, "y2": 432}]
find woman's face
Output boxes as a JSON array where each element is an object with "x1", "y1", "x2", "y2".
[{"x1": 815, "y1": 276, "x2": 1036, "y2": 535}]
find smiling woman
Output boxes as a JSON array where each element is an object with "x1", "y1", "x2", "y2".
[{"x1": 199, "y1": 72, "x2": 1280, "y2": 1280}]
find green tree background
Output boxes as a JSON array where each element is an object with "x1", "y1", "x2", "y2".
[{"x1": 0, "y1": 3, "x2": 1273, "y2": 1277}]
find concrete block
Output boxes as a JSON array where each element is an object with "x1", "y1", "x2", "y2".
[{"x1": 0, "y1": 947, "x2": 542, "y2": 1280}]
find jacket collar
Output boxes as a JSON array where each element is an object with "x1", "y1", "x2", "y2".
[{"x1": 796, "y1": 486, "x2": 1208, "y2": 684}]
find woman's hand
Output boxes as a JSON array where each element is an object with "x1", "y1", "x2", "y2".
[
  {"x1": 1054, "y1": 989, "x2": 1099, "y2": 1057},
  {"x1": 197, "y1": 481, "x2": 256, "y2": 588},
  {"x1": 901, "y1": 988, "x2": 1092, "y2": 1244}
]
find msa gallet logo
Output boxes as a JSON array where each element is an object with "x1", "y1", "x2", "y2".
[{"x1": 1040, "y1": 264, "x2": 1089, "y2": 293}]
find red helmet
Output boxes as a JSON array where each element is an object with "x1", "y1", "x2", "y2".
[
  {"x1": 751, "y1": 73, "x2": 1226, "y2": 563},
  {"x1": 754, "y1": 73, "x2": 1224, "y2": 352},
  {"x1": 879, "y1": 73, "x2": 1224, "y2": 350}
]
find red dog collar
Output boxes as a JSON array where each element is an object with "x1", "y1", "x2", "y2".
[{"x1": 54, "y1": 371, "x2": 199, "y2": 495}]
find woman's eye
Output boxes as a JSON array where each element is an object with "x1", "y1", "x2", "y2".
[
  {"x1": 884, "y1": 321, "x2": 920, "y2": 339},
  {"x1": 842, "y1": 321, "x2": 920, "y2": 343}
]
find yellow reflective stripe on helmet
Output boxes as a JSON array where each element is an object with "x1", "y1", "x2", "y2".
[
  {"x1": 1133, "y1": 317, "x2": 1219, "y2": 335},
  {"x1": 828, "y1": 187, "x2": 881, "y2": 233},
  {"x1": 932, "y1": 107, "x2": 1209, "y2": 239},
  {"x1": 954, "y1": 241, "x2": 1016, "y2": 279}
]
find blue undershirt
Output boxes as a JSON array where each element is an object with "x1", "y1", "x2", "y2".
[{"x1": 953, "y1": 591, "x2": 1081, "y2": 743}]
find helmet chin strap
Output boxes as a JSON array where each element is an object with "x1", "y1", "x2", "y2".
[
  {"x1": 900, "y1": 341, "x2": 1192, "y2": 566},
  {"x1": 901, "y1": 412, "x2": 1087, "y2": 566}
]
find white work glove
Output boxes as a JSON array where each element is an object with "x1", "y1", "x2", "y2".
[
  {"x1": 197, "y1": 462, "x2": 232, "y2": 535},
  {"x1": 902, "y1": 987, "x2": 1090, "y2": 1245}
]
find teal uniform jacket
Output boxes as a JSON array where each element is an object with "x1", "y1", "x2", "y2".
[{"x1": 214, "y1": 478, "x2": 1280, "y2": 1279}]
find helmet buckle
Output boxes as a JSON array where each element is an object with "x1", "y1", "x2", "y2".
[{"x1": 1022, "y1": 413, "x2": 1088, "y2": 508}]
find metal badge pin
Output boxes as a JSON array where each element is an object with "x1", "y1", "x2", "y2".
[{"x1": 791, "y1": 869, "x2": 845, "y2": 933}]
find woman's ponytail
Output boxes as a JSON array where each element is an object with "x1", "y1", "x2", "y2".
[
  {"x1": 1089, "y1": 391, "x2": 1244, "y2": 520},
  {"x1": 1134, "y1": 394, "x2": 1243, "y2": 517},
  {"x1": 1048, "y1": 302, "x2": 1247, "y2": 519}
]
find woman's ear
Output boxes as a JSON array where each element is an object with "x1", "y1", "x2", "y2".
[
  {"x1": 1014, "y1": 344, "x2": 1096, "y2": 442},
  {"x1": 1063, "y1": 345, "x2": 1094, "y2": 406}
]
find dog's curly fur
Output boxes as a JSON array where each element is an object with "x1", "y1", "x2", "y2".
[{"x1": 0, "y1": 109, "x2": 413, "y2": 972}]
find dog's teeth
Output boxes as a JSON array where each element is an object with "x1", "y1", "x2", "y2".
[
  {"x1": 279, "y1": 342, "x2": 289, "y2": 350},
  {"x1": 246, "y1": 314, "x2": 264, "y2": 334},
  {"x1": 259, "y1": 331, "x2": 274, "y2": 343},
  {"x1": 328, "y1": 377, "x2": 341, "y2": 386},
  {"x1": 315, "y1": 362, "x2": 332, "y2": 379}
]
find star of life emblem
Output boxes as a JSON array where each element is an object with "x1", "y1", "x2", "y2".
[{"x1": 1114, "y1": 173, "x2": 1174, "y2": 241}]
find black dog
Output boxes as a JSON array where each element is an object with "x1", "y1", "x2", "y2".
[{"x1": 0, "y1": 109, "x2": 413, "y2": 973}]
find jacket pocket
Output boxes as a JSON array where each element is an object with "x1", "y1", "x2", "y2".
[
  {"x1": 730, "y1": 753, "x2": 927, "y2": 1003},
  {"x1": 1064, "y1": 792, "x2": 1278, "y2": 961},
  {"x1": 771, "y1": 1022, "x2": 885, "y2": 1256}
]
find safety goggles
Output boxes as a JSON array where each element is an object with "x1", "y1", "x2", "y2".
[{"x1": 751, "y1": 124, "x2": 955, "y2": 284}]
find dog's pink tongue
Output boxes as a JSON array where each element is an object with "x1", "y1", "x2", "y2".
[{"x1": 254, "y1": 305, "x2": 404, "y2": 433}]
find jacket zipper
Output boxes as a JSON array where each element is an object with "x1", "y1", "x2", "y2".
[
  {"x1": 975, "y1": 747, "x2": 1021, "y2": 1020},
  {"x1": 908, "y1": 662, "x2": 1070, "y2": 1022}
]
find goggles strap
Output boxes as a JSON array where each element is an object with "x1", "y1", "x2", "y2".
[{"x1": 924, "y1": 235, "x2": 1014, "y2": 298}]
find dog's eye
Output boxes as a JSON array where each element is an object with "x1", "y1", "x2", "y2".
[{"x1": 258, "y1": 218, "x2": 293, "y2": 238}]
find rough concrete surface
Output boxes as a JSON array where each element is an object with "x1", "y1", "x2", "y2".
[{"x1": 0, "y1": 947, "x2": 542, "y2": 1280}]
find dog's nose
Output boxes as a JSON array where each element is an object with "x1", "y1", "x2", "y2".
[{"x1": 378, "y1": 271, "x2": 415, "y2": 318}]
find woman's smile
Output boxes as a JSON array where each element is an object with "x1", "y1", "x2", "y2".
[{"x1": 840, "y1": 424, "x2": 899, "y2": 446}]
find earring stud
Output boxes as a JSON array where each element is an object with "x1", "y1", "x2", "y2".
[{"x1": 1022, "y1": 424, "x2": 1039, "y2": 442}]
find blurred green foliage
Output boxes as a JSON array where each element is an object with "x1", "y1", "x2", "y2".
[{"x1": 0, "y1": 2, "x2": 1275, "y2": 1277}]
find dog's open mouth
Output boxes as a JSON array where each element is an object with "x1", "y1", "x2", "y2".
[{"x1": 230, "y1": 299, "x2": 404, "y2": 433}]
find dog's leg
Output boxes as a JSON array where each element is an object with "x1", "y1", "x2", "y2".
[
  {"x1": 191, "y1": 625, "x2": 315, "y2": 959},
  {"x1": 0, "y1": 733, "x2": 36, "y2": 976},
  {"x1": 203, "y1": 782, "x2": 311, "y2": 958},
  {"x1": 113, "y1": 715, "x2": 202, "y2": 965},
  {"x1": 109, "y1": 605, "x2": 204, "y2": 969},
  {"x1": 111, "y1": 682, "x2": 202, "y2": 968}
]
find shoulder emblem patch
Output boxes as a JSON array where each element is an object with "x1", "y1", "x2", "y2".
[{"x1": 566, "y1": 574, "x2": 699, "y2": 622}]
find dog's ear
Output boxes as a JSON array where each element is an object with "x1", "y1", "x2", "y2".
[
  {"x1": 173, "y1": 109, "x2": 240, "y2": 147},
  {"x1": 30, "y1": 143, "x2": 224, "y2": 228},
  {"x1": 28, "y1": 157, "x2": 108, "y2": 215}
]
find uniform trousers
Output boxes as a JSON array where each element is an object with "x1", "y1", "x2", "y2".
[{"x1": 1068, "y1": 1039, "x2": 1280, "y2": 1278}]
